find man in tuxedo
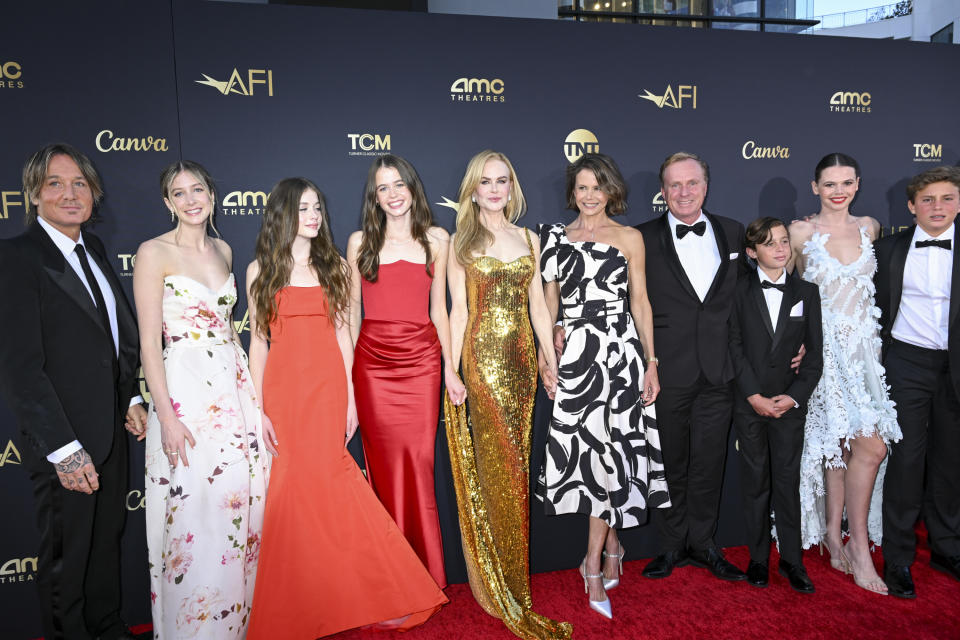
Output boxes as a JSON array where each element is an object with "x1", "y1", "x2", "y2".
[
  {"x1": 636, "y1": 152, "x2": 750, "y2": 581},
  {"x1": 0, "y1": 144, "x2": 146, "y2": 639},
  {"x1": 876, "y1": 165, "x2": 960, "y2": 599},
  {"x1": 728, "y1": 217, "x2": 822, "y2": 593}
]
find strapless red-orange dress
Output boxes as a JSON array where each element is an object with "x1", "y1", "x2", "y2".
[
  {"x1": 247, "y1": 285, "x2": 446, "y2": 639},
  {"x1": 353, "y1": 260, "x2": 447, "y2": 588}
]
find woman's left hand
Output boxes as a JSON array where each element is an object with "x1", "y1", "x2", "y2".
[
  {"x1": 539, "y1": 353, "x2": 558, "y2": 399},
  {"x1": 345, "y1": 394, "x2": 359, "y2": 445},
  {"x1": 642, "y1": 364, "x2": 661, "y2": 406}
]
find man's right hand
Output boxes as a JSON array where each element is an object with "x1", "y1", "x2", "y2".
[
  {"x1": 54, "y1": 448, "x2": 99, "y2": 494},
  {"x1": 553, "y1": 325, "x2": 566, "y2": 361},
  {"x1": 747, "y1": 394, "x2": 779, "y2": 418}
]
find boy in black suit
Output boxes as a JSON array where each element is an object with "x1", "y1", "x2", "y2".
[{"x1": 728, "y1": 217, "x2": 823, "y2": 593}]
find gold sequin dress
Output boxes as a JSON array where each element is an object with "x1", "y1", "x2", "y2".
[{"x1": 444, "y1": 229, "x2": 573, "y2": 640}]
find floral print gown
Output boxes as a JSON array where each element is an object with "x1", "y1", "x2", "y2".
[{"x1": 145, "y1": 274, "x2": 270, "y2": 639}]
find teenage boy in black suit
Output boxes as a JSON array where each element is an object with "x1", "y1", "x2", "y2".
[{"x1": 728, "y1": 217, "x2": 823, "y2": 593}]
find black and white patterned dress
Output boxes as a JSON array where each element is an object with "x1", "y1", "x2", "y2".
[{"x1": 537, "y1": 224, "x2": 670, "y2": 528}]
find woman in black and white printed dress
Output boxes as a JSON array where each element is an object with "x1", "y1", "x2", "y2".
[{"x1": 538, "y1": 154, "x2": 669, "y2": 619}]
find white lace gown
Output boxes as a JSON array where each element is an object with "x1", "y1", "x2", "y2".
[{"x1": 798, "y1": 228, "x2": 901, "y2": 548}]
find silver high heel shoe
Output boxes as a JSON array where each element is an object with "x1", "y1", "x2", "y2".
[
  {"x1": 603, "y1": 544, "x2": 625, "y2": 590},
  {"x1": 580, "y1": 559, "x2": 613, "y2": 619}
]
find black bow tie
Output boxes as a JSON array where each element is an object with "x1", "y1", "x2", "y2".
[
  {"x1": 676, "y1": 221, "x2": 706, "y2": 239},
  {"x1": 915, "y1": 239, "x2": 951, "y2": 250},
  {"x1": 761, "y1": 280, "x2": 787, "y2": 292}
]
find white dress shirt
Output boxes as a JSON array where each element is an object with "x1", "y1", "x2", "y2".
[
  {"x1": 758, "y1": 268, "x2": 786, "y2": 332},
  {"x1": 668, "y1": 211, "x2": 722, "y2": 302},
  {"x1": 892, "y1": 223, "x2": 953, "y2": 351},
  {"x1": 37, "y1": 218, "x2": 140, "y2": 464}
]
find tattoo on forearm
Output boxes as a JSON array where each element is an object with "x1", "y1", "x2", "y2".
[{"x1": 55, "y1": 449, "x2": 92, "y2": 473}]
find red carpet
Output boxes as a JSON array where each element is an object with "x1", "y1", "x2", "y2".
[{"x1": 332, "y1": 533, "x2": 959, "y2": 640}]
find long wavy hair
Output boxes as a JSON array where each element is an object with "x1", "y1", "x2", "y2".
[
  {"x1": 357, "y1": 155, "x2": 434, "y2": 282},
  {"x1": 250, "y1": 178, "x2": 350, "y2": 338},
  {"x1": 453, "y1": 150, "x2": 526, "y2": 265}
]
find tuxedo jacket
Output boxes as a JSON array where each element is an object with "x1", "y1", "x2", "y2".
[
  {"x1": 728, "y1": 271, "x2": 823, "y2": 413},
  {"x1": 637, "y1": 210, "x2": 750, "y2": 387},
  {"x1": 0, "y1": 223, "x2": 140, "y2": 472},
  {"x1": 874, "y1": 224, "x2": 960, "y2": 400}
]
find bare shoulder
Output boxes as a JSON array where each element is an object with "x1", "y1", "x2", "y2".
[
  {"x1": 246, "y1": 259, "x2": 260, "y2": 282},
  {"x1": 788, "y1": 219, "x2": 815, "y2": 242},
  {"x1": 212, "y1": 236, "x2": 232, "y2": 260},
  {"x1": 427, "y1": 225, "x2": 450, "y2": 243},
  {"x1": 347, "y1": 229, "x2": 363, "y2": 249},
  {"x1": 856, "y1": 216, "x2": 882, "y2": 240}
]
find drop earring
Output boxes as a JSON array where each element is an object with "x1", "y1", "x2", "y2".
[{"x1": 471, "y1": 196, "x2": 477, "y2": 203}]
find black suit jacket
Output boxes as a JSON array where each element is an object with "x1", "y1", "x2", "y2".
[
  {"x1": 0, "y1": 223, "x2": 140, "y2": 471},
  {"x1": 874, "y1": 224, "x2": 960, "y2": 400},
  {"x1": 728, "y1": 271, "x2": 823, "y2": 412},
  {"x1": 637, "y1": 210, "x2": 750, "y2": 387}
]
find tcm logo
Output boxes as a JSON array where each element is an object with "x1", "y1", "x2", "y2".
[
  {"x1": 222, "y1": 190, "x2": 267, "y2": 216},
  {"x1": 1, "y1": 190, "x2": 27, "y2": 220},
  {"x1": 638, "y1": 85, "x2": 697, "y2": 110},
  {"x1": 829, "y1": 91, "x2": 871, "y2": 113},
  {"x1": 96, "y1": 130, "x2": 169, "y2": 153},
  {"x1": 652, "y1": 192, "x2": 668, "y2": 214},
  {"x1": 913, "y1": 143, "x2": 942, "y2": 163},
  {"x1": 347, "y1": 133, "x2": 391, "y2": 157},
  {"x1": 1, "y1": 61, "x2": 23, "y2": 89},
  {"x1": 564, "y1": 129, "x2": 599, "y2": 163},
  {"x1": 0, "y1": 440, "x2": 21, "y2": 467},
  {"x1": 117, "y1": 253, "x2": 136, "y2": 277},
  {"x1": 742, "y1": 140, "x2": 790, "y2": 160},
  {"x1": 0, "y1": 557, "x2": 37, "y2": 584},
  {"x1": 450, "y1": 77, "x2": 505, "y2": 103},
  {"x1": 196, "y1": 68, "x2": 274, "y2": 96}
]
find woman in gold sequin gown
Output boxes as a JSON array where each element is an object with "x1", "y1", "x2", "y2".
[{"x1": 446, "y1": 150, "x2": 572, "y2": 640}]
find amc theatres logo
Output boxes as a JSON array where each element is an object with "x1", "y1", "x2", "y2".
[
  {"x1": 651, "y1": 192, "x2": 668, "y2": 214},
  {"x1": 347, "y1": 133, "x2": 391, "y2": 157},
  {"x1": 0, "y1": 440, "x2": 21, "y2": 467},
  {"x1": 638, "y1": 84, "x2": 697, "y2": 110},
  {"x1": 0, "y1": 60, "x2": 23, "y2": 89},
  {"x1": 564, "y1": 129, "x2": 599, "y2": 163},
  {"x1": 1, "y1": 190, "x2": 27, "y2": 220},
  {"x1": 222, "y1": 189, "x2": 267, "y2": 216},
  {"x1": 196, "y1": 68, "x2": 274, "y2": 97},
  {"x1": 829, "y1": 91, "x2": 871, "y2": 113},
  {"x1": 450, "y1": 77, "x2": 505, "y2": 103},
  {"x1": 913, "y1": 143, "x2": 943, "y2": 163},
  {"x1": 0, "y1": 557, "x2": 36, "y2": 584},
  {"x1": 741, "y1": 140, "x2": 790, "y2": 160}
]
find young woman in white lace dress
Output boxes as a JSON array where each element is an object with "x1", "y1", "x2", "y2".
[{"x1": 787, "y1": 153, "x2": 900, "y2": 595}]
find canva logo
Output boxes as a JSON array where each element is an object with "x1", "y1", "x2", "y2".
[
  {"x1": 0, "y1": 440, "x2": 21, "y2": 467},
  {"x1": 638, "y1": 85, "x2": 697, "y2": 109},
  {"x1": 196, "y1": 69, "x2": 274, "y2": 96},
  {"x1": 0, "y1": 557, "x2": 37, "y2": 584},
  {"x1": 829, "y1": 91, "x2": 871, "y2": 113},
  {"x1": 1, "y1": 190, "x2": 27, "y2": 220},
  {"x1": 564, "y1": 129, "x2": 599, "y2": 163},
  {"x1": 741, "y1": 140, "x2": 790, "y2": 160},
  {"x1": 450, "y1": 77, "x2": 505, "y2": 103},
  {"x1": 913, "y1": 143, "x2": 942, "y2": 163},
  {"x1": 222, "y1": 190, "x2": 267, "y2": 216},
  {"x1": 347, "y1": 133, "x2": 391, "y2": 156},
  {"x1": 96, "y1": 130, "x2": 169, "y2": 153},
  {"x1": 0, "y1": 60, "x2": 23, "y2": 89},
  {"x1": 127, "y1": 489, "x2": 146, "y2": 511}
]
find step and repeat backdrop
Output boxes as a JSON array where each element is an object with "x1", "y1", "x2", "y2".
[{"x1": 1, "y1": 0, "x2": 958, "y2": 635}]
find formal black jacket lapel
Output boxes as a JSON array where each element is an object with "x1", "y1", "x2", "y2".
[
  {"x1": 83, "y1": 232, "x2": 139, "y2": 378},
  {"x1": 887, "y1": 226, "x2": 912, "y2": 330},
  {"x1": 769, "y1": 275, "x2": 797, "y2": 353},
  {"x1": 950, "y1": 225, "x2": 960, "y2": 333},
  {"x1": 29, "y1": 223, "x2": 108, "y2": 338},
  {"x1": 748, "y1": 275, "x2": 775, "y2": 339},
  {"x1": 703, "y1": 211, "x2": 731, "y2": 302},
  {"x1": 657, "y1": 214, "x2": 699, "y2": 301}
]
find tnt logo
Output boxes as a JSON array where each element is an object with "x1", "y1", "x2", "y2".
[
  {"x1": 913, "y1": 144, "x2": 942, "y2": 163},
  {"x1": 564, "y1": 129, "x2": 599, "y2": 163},
  {"x1": 0, "y1": 441, "x2": 21, "y2": 467},
  {"x1": 196, "y1": 69, "x2": 274, "y2": 96},
  {"x1": 347, "y1": 134, "x2": 391, "y2": 156},
  {"x1": 1, "y1": 190, "x2": 27, "y2": 220},
  {"x1": 0, "y1": 61, "x2": 23, "y2": 89}
]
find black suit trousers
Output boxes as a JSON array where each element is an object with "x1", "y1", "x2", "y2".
[
  {"x1": 30, "y1": 415, "x2": 128, "y2": 640},
  {"x1": 882, "y1": 340, "x2": 960, "y2": 565},
  {"x1": 653, "y1": 377, "x2": 734, "y2": 552},
  {"x1": 734, "y1": 408, "x2": 804, "y2": 565}
]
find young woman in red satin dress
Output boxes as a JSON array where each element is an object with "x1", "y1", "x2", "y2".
[
  {"x1": 346, "y1": 155, "x2": 464, "y2": 589},
  {"x1": 245, "y1": 177, "x2": 446, "y2": 639}
]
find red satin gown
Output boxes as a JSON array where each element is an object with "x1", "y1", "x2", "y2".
[
  {"x1": 247, "y1": 286, "x2": 446, "y2": 639},
  {"x1": 353, "y1": 260, "x2": 447, "y2": 588}
]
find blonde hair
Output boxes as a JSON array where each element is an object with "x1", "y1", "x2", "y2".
[{"x1": 453, "y1": 150, "x2": 526, "y2": 265}]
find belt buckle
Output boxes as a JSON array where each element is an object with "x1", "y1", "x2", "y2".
[{"x1": 582, "y1": 299, "x2": 605, "y2": 317}]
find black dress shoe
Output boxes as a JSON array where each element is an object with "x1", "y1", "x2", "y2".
[
  {"x1": 746, "y1": 560, "x2": 768, "y2": 587},
  {"x1": 884, "y1": 563, "x2": 916, "y2": 599},
  {"x1": 778, "y1": 560, "x2": 815, "y2": 594},
  {"x1": 642, "y1": 549, "x2": 688, "y2": 579},
  {"x1": 930, "y1": 552, "x2": 960, "y2": 582},
  {"x1": 687, "y1": 548, "x2": 747, "y2": 581}
]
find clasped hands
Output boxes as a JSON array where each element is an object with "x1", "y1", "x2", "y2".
[{"x1": 747, "y1": 393, "x2": 796, "y2": 419}]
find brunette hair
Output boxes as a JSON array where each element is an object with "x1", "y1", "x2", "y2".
[
  {"x1": 814, "y1": 152, "x2": 861, "y2": 182},
  {"x1": 906, "y1": 165, "x2": 960, "y2": 203},
  {"x1": 453, "y1": 150, "x2": 526, "y2": 265},
  {"x1": 565, "y1": 153, "x2": 628, "y2": 215},
  {"x1": 22, "y1": 143, "x2": 104, "y2": 225},
  {"x1": 744, "y1": 216, "x2": 787, "y2": 250}
]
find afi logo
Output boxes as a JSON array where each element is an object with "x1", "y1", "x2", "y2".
[
  {"x1": 913, "y1": 144, "x2": 942, "y2": 162},
  {"x1": 638, "y1": 85, "x2": 697, "y2": 109},
  {"x1": 0, "y1": 441, "x2": 21, "y2": 467},
  {"x1": 347, "y1": 134, "x2": 391, "y2": 152},
  {"x1": 1, "y1": 190, "x2": 27, "y2": 220},
  {"x1": 196, "y1": 69, "x2": 274, "y2": 96},
  {"x1": 234, "y1": 310, "x2": 249, "y2": 335}
]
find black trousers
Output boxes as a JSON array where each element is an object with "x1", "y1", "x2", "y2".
[
  {"x1": 734, "y1": 408, "x2": 805, "y2": 565},
  {"x1": 653, "y1": 377, "x2": 734, "y2": 552},
  {"x1": 882, "y1": 340, "x2": 960, "y2": 565},
  {"x1": 30, "y1": 419, "x2": 128, "y2": 640}
]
